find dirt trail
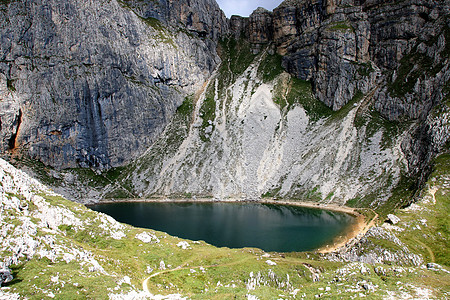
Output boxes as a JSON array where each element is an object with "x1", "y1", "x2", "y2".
[
  {"x1": 415, "y1": 239, "x2": 436, "y2": 263},
  {"x1": 142, "y1": 257, "x2": 253, "y2": 295}
]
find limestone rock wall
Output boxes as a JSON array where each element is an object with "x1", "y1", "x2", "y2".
[
  {"x1": 231, "y1": 0, "x2": 450, "y2": 183},
  {"x1": 248, "y1": 7, "x2": 274, "y2": 53},
  {"x1": 275, "y1": 0, "x2": 323, "y2": 81},
  {"x1": 0, "y1": 0, "x2": 223, "y2": 169},
  {"x1": 0, "y1": 0, "x2": 448, "y2": 189},
  {"x1": 119, "y1": 0, "x2": 228, "y2": 41},
  {"x1": 121, "y1": 53, "x2": 405, "y2": 205},
  {"x1": 234, "y1": 0, "x2": 448, "y2": 118},
  {"x1": 230, "y1": 15, "x2": 249, "y2": 39}
]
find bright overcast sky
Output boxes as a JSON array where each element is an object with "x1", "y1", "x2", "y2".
[{"x1": 216, "y1": 0, "x2": 283, "y2": 17}]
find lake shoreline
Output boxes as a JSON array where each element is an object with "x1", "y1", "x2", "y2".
[{"x1": 87, "y1": 197, "x2": 374, "y2": 254}]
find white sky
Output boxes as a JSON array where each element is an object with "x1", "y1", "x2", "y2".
[{"x1": 216, "y1": 0, "x2": 283, "y2": 17}]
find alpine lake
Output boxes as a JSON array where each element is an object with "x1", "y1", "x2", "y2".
[{"x1": 89, "y1": 201, "x2": 356, "y2": 252}]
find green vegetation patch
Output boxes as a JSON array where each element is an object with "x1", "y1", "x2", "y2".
[
  {"x1": 327, "y1": 21, "x2": 355, "y2": 32},
  {"x1": 70, "y1": 168, "x2": 110, "y2": 187},
  {"x1": 199, "y1": 84, "x2": 216, "y2": 142},
  {"x1": 7, "y1": 78, "x2": 15, "y2": 92},
  {"x1": 139, "y1": 16, "x2": 165, "y2": 31},
  {"x1": 6, "y1": 259, "x2": 120, "y2": 299},
  {"x1": 347, "y1": 172, "x2": 418, "y2": 218},
  {"x1": 352, "y1": 61, "x2": 374, "y2": 77},
  {"x1": 176, "y1": 96, "x2": 194, "y2": 117},
  {"x1": 391, "y1": 153, "x2": 450, "y2": 266},
  {"x1": 325, "y1": 89, "x2": 363, "y2": 124},
  {"x1": 356, "y1": 108, "x2": 411, "y2": 150},
  {"x1": 10, "y1": 156, "x2": 64, "y2": 187},
  {"x1": 261, "y1": 186, "x2": 282, "y2": 199},
  {"x1": 287, "y1": 77, "x2": 333, "y2": 121},
  {"x1": 388, "y1": 50, "x2": 437, "y2": 98},
  {"x1": 271, "y1": 76, "x2": 332, "y2": 120},
  {"x1": 218, "y1": 37, "x2": 256, "y2": 82},
  {"x1": 257, "y1": 52, "x2": 284, "y2": 83}
]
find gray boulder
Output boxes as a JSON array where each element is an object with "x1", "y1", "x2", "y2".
[{"x1": 0, "y1": 268, "x2": 13, "y2": 286}]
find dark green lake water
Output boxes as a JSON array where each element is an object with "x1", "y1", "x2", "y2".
[{"x1": 90, "y1": 202, "x2": 355, "y2": 252}]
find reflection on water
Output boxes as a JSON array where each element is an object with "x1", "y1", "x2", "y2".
[{"x1": 90, "y1": 202, "x2": 354, "y2": 252}]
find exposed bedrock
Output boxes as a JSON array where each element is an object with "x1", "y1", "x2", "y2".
[
  {"x1": 0, "y1": 0, "x2": 226, "y2": 169},
  {"x1": 0, "y1": 0, "x2": 448, "y2": 192}
]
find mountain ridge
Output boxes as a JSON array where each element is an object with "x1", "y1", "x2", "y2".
[{"x1": 0, "y1": 0, "x2": 449, "y2": 209}]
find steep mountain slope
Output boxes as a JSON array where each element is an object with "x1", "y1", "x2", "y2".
[
  {"x1": 0, "y1": 0, "x2": 226, "y2": 169},
  {"x1": 0, "y1": 0, "x2": 449, "y2": 298},
  {"x1": 116, "y1": 45, "x2": 406, "y2": 209}
]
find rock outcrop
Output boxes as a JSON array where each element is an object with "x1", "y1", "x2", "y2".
[
  {"x1": 0, "y1": 268, "x2": 13, "y2": 286},
  {"x1": 248, "y1": 8, "x2": 274, "y2": 53},
  {"x1": 0, "y1": 0, "x2": 225, "y2": 169},
  {"x1": 232, "y1": 0, "x2": 449, "y2": 117},
  {"x1": 119, "y1": 0, "x2": 228, "y2": 41}
]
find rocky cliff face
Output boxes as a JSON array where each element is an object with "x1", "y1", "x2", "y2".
[
  {"x1": 122, "y1": 0, "x2": 228, "y2": 39},
  {"x1": 0, "y1": 0, "x2": 449, "y2": 207},
  {"x1": 237, "y1": 0, "x2": 449, "y2": 116},
  {"x1": 118, "y1": 52, "x2": 405, "y2": 205},
  {"x1": 226, "y1": 0, "x2": 450, "y2": 189},
  {"x1": 0, "y1": 0, "x2": 226, "y2": 169}
]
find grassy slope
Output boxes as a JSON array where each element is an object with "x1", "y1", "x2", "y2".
[
  {"x1": 393, "y1": 154, "x2": 450, "y2": 266},
  {"x1": 2, "y1": 151, "x2": 449, "y2": 299}
]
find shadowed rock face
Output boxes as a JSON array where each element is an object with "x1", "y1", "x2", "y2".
[
  {"x1": 248, "y1": 7, "x2": 274, "y2": 52},
  {"x1": 0, "y1": 0, "x2": 227, "y2": 169}
]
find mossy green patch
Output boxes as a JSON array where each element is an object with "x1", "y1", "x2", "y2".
[
  {"x1": 7, "y1": 78, "x2": 15, "y2": 92},
  {"x1": 139, "y1": 16, "x2": 165, "y2": 31},
  {"x1": 327, "y1": 21, "x2": 355, "y2": 32},
  {"x1": 6, "y1": 258, "x2": 123, "y2": 299},
  {"x1": 325, "y1": 89, "x2": 363, "y2": 124},
  {"x1": 261, "y1": 186, "x2": 282, "y2": 199},
  {"x1": 352, "y1": 61, "x2": 374, "y2": 77},
  {"x1": 356, "y1": 108, "x2": 411, "y2": 150},
  {"x1": 11, "y1": 156, "x2": 64, "y2": 186},
  {"x1": 287, "y1": 77, "x2": 333, "y2": 121},
  {"x1": 199, "y1": 84, "x2": 216, "y2": 142},
  {"x1": 388, "y1": 50, "x2": 436, "y2": 98},
  {"x1": 257, "y1": 52, "x2": 284, "y2": 83},
  {"x1": 217, "y1": 37, "x2": 256, "y2": 86},
  {"x1": 176, "y1": 96, "x2": 194, "y2": 117},
  {"x1": 70, "y1": 168, "x2": 110, "y2": 187}
]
